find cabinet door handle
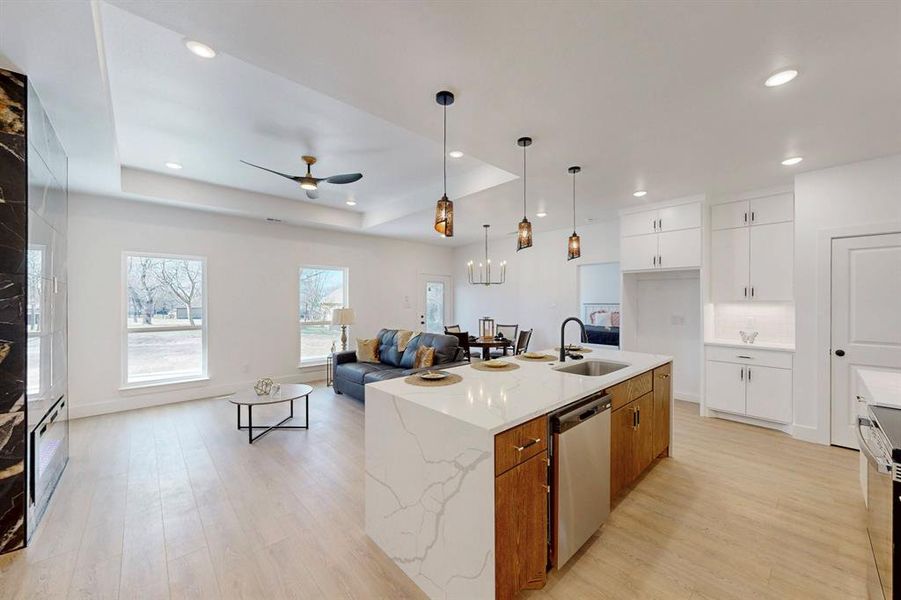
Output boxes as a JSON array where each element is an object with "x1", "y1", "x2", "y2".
[
  {"x1": 740, "y1": 367, "x2": 744, "y2": 381},
  {"x1": 736, "y1": 355, "x2": 753, "y2": 359},
  {"x1": 632, "y1": 408, "x2": 637, "y2": 428},
  {"x1": 750, "y1": 287, "x2": 755, "y2": 298},
  {"x1": 652, "y1": 255, "x2": 657, "y2": 266},
  {"x1": 751, "y1": 211, "x2": 755, "y2": 222},
  {"x1": 514, "y1": 438, "x2": 541, "y2": 452},
  {"x1": 636, "y1": 408, "x2": 640, "y2": 426},
  {"x1": 744, "y1": 286, "x2": 748, "y2": 298},
  {"x1": 747, "y1": 368, "x2": 752, "y2": 381},
  {"x1": 658, "y1": 255, "x2": 662, "y2": 266},
  {"x1": 744, "y1": 212, "x2": 748, "y2": 224}
]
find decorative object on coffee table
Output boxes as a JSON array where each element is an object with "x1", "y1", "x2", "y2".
[
  {"x1": 331, "y1": 307, "x2": 355, "y2": 351},
  {"x1": 254, "y1": 377, "x2": 274, "y2": 396},
  {"x1": 228, "y1": 383, "x2": 313, "y2": 444}
]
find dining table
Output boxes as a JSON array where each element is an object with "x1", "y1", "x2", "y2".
[{"x1": 468, "y1": 336, "x2": 513, "y2": 360}]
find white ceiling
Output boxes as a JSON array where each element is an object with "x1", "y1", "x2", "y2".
[{"x1": 2, "y1": 1, "x2": 900, "y2": 245}]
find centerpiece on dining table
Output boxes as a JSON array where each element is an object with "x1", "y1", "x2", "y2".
[{"x1": 478, "y1": 316, "x2": 495, "y2": 340}]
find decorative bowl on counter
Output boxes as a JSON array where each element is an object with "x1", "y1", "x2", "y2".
[{"x1": 419, "y1": 370, "x2": 449, "y2": 381}]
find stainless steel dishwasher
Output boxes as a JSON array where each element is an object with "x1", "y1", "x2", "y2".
[{"x1": 551, "y1": 391, "x2": 611, "y2": 568}]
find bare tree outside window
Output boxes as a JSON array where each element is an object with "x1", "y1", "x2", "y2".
[
  {"x1": 299, "y1": 267, "x2": 347, "y2": 362},
  {"x1": 125, "y1": 254, "x2": 206, "y2": 384}
]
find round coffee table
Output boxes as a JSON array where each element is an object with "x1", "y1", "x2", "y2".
[{"x1": 228, "y1": 383, "x2": 313, "y2": 444}]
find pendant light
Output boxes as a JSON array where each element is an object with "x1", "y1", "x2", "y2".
[
  {"x1": 516, "y1": 136, "x2": 533, "y2": 251},
  {"x1": 468, "y1": 225, "x2": 506, "y2": 285},
  {"x1": 567, "y1": 166, "x2": 581, "y2": 261},
  {"x1": 434, "y1": 90, "x2": 455, "y2": 237}
]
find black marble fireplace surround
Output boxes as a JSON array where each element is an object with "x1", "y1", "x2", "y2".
[{"x1": 0, "y1": 68, "x2": 69, "y2": 554}]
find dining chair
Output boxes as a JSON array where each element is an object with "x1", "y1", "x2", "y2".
[
  {"x1": 514, "y1": 329, "x2": 533, "y2": 355},
  {"x1": 448, "y1": 331, "x2": 471, "y2": 361},
  {"x1": 444, "y1": 324, "x2": 461, "y2": 333},
  {"x1": 490, "y1": 324, "x2": 519, "y2": 358}
]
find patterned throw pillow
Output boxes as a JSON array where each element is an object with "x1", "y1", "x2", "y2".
[
  {"x1": 356, "y1": 338, "x2": 380, "y2": 363},
  {"x1": 396, "y1": 330, "x2": 414, "y2": 352},
  {"x1": 413, "y1": 345, "x2": 435, "y2": 369}
]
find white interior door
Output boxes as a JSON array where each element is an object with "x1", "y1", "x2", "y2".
[
  {"x1": 831, "y1": 233, "x2": 901, "y2": 448},
  {"x1": 418, "y1": 274, "x2": 453, "y2": 334}
]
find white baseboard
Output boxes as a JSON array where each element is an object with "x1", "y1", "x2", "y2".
[
  {"x1": 790, "y1": 423, "x2": 829, "y2": 445},
  {"x1": 706, "y1": 409, "x2": 792, "y2": 434},
  {"x1": 674, "y1": 390, "x2": 700, "y2": 403},
  {"x1": 70, "y1": 369, "x2": 327, "y2": 419}
]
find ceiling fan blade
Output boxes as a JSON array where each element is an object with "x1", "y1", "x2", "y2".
[
  {"x1": 324, "y1": 173, "x2": 363, "y2": 185},
  {"x1": 305, "y1": 188, "x2": 320, "y2": 200},
  {"x1": 240, "y1": 160, "x2": 301, "y2": 181}
]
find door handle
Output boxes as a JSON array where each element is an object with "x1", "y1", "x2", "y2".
[
  {"x1": 750, "y1": 287, "x2": 755, "y2": 297},
  {"x1": 658, "y1": 255, "x2": 662, "y2": 266},
  {"x1": 744, "y1": 286, "x2": 748, "y2": 298},
  {"x1": 751, "y1": 211, "x2": 755, "y2": 222},
  {"x1": 740, "y1": 367, "x2": 744, "y2": 381},
  {"x1": 744, "y1": 212, "x2": 748, "y2": 224},
  {"x1": 835, "y1": 349, "x2": 845, "y2": 357},
  {"x1": 747, "y1": 368, "x2": 751, "y2": 381},
  {"x1": 652, "y1": 255, "x2": 657, "y2": 266}
]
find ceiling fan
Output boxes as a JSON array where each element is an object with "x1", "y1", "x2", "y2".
[{"x1": 240, "y1": 155, "x2": 362, "y2": 199}]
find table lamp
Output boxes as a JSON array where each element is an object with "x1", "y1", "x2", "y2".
[{"x1": 331, "y1": 308, "x2": 355, "y2": 351}]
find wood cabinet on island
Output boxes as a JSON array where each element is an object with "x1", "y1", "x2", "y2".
[{"x1": 365, "y1": 346, "x2": 673, "y2": 599}]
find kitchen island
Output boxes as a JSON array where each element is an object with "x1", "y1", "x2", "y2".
[{"x1": 364, "y1": 346, "x2": 673, "y2": 600}]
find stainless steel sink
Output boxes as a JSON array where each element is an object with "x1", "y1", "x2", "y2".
[{"x1": 554, "y1": 360, "x2": 629, "y2": 377}]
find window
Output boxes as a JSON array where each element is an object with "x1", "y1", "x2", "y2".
[
  {"x1": 27, "y1": 246, "x2": 48, "y2": 396},
  {"x1": 299, "y1": 266, "x2": 347, "y2": 363},
  {"x1": 124, "y1": 253, "x2": 206, "y2": 386}
]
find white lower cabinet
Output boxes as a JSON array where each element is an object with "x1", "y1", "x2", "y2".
[
  {"x1": 706, "y1": 361, "x2": 747, "y2": 415},
  {"x1": 705, "y1": 345, "x2": 793, "y2": 424},
  {"x1": 745, "y1": 364, "x2": 792, "y2": 423}
]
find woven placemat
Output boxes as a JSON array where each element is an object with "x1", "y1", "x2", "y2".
[
  {"x1": 514, "y1": 354, "x2": 557, "y2": 363},
  {"x1": 554, "y1": 346, "x2": 593, "y2": 353},
  {"x1": 471, "y1": 360, "x2": 520, "y2": 372},
  {"x1": 404, "y1": 373, "x2": 464, "y2": 387}
]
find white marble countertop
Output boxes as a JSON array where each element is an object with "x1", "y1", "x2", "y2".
[
  {"x1": 704, "y1": 339, "x2": 796, "y2": 352},
  {"x1": 859, "y1": 369, "x2": 901, "y2": 409},
  {"x1": 367, "y1": 346, "x2": 672, "y2": 434}
]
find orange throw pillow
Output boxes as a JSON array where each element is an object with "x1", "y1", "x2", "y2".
[
  {"x1": 356, "y1": 338, "x2": 380, "y2": 363},
  {"x1": 413, "y1": 345, "x2": 435, "y2": 369}
]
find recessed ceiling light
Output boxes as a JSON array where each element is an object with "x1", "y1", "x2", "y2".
[
  {"x1": 633, "y1": 190, "x2": 647, "y2": 198},
  {"x1": 165, "y1": 162, "x2": 183, "y2": 170},
  {"x1": 536, "y1": 211, "x2": 547, "y2": 218},
  {"x1": 764, "y1": 69, "x2": 798, "y2": 87},
  {"x1": 346, "y1": 200, "x2": 357, "y2": 206},
  {"x1": 781, "y1": 156, "x2": 803, "y2": 166},
  {"x1": 185, "y1": 40, "x2": 216, "y2": 59},
  {"x1": 448, "y1": 150, "x2": 464, "y2": 159}
]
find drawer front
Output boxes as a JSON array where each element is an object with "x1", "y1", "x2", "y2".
[
  {"x1": 495, "y1": 416, "x2": 548, "y2": 476},
  {"x1": 608, "y1": 370, "x2": 654, "y2": 411},
  {"x1": 705, "y1": 345, "x2": 793, "y2": 369}
]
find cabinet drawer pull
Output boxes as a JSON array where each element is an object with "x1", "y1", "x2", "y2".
[
  {"x1": 736, "y1": 355, "x2": 753, "y2": 359},
  {"x1": 514, "y1": 438, "x2": 541, "y2": 452}
]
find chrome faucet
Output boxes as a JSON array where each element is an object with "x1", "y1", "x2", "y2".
[{"x1": 559, "y1": 317, "x2": 587, "y2": 362}]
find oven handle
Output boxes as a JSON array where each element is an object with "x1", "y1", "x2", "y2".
[{"x1": 858, "y1": 416, "x2": 893, "y2": 475}]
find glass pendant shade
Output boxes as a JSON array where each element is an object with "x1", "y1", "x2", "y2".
[
  {"x1": 567, "y1": 231, "x2": 581, "y2": 261},
  {"x1": 517, "y1": 217, "x2": 533, "y2": 251},
  {"x1": 434, "y1": 195, "x2": 454, "y2": 237}
]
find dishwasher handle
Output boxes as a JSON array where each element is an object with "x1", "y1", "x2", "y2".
[{"x1": 552, "y1": 393, "x2": 612, "y2": 434}]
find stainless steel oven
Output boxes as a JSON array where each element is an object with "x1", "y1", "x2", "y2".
[{"x1": 859, "y1": 410, "x2": 899, "y2": 600}]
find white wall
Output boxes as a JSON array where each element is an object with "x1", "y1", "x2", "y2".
[
  {"x1": 453, "y1": 220, "x2": 619, "y2": 349},
  {"x1": 622, "y1": 271, "x2": 702, "y2": 401},
  {"x1": 578, "y1": 262, "x2": 621, "y2": 307},
  {"x1": 794, "y1": 154, "x2": 901, "y2": 443},
  {"x1": 68, "y1": 193, "x2": 454, "y2": 417}
]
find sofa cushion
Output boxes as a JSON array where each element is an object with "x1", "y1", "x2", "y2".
[
  {"x1": 376, "y1": 328, "x2": 405, "y2": 367},
  {"x1": 335, "y1": 361, "x2": 394, "y2": 384},
  {"x1": 413, "y1": 345, "x2": 435, "y2": 369},
  {"x1": 400, "y1": 332, "x2": 460, "y2": 368},
  {"x1": 363, "y1": 369, "x2": 406, "y2": 384}
]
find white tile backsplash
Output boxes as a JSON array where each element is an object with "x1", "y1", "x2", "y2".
[{"x1": 712, "y1": 302, "x2": 795, "y2": 345}]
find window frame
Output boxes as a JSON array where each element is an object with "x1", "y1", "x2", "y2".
[
  {"x1": 121, "y1": 251, "x2": 209, "y2": 389},
  {"x1": 298, "y1": 264, "x2": 349, "y2": 366}
]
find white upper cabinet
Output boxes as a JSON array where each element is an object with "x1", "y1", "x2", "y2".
[
  {"x1": 620, "y1": 234, "x2": 658, "y2": 271},
  {"x1": 621, "y1": 211, "x2": 658, "y2": 237},
  {"x1": 657, "y1": 228, "x2": 702, "y2": 270},
  {"x1": 657, "y1": 203, "x2": 702, "y2": 232},
  {"x1": 709, "y1": 193, "x2": 794, "y2": 301},
  {"x1": 620, "y1": 201, "x2": 702, "y2": 272},
  {"x1": 711, "y1": 193, "x2": 793, "y2": 230},
  {"x1": 749, "y1": 222, "x2": 793, "y2": 301},
  {"x1": 711, "y1": 227, "x2": 750, "y2": 301},
  {"x1": 749, "y1": 193, "x2": 794, "y2": 226}
]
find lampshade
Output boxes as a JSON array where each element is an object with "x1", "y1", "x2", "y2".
[
  {"x1": 517, "y1": 217, "x2": 533, "y2": 251},
  {"x1": 434, "y1": 195, "x2": 454, "y2": 236},
  {"x1": 331, "y1": 307, "x2": 355, "y2": 326},
  {"x1": 567, "y1": 232, "x2": 581, "y2": 261}
]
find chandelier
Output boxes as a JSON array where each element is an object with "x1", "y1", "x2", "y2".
[{"x1": 468, "y1": 224, "x2": 506, "y2": 285}]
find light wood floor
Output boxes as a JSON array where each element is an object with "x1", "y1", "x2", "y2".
[{"x1": 0, "y1": 389, "x2": 872, "y2": 599}]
